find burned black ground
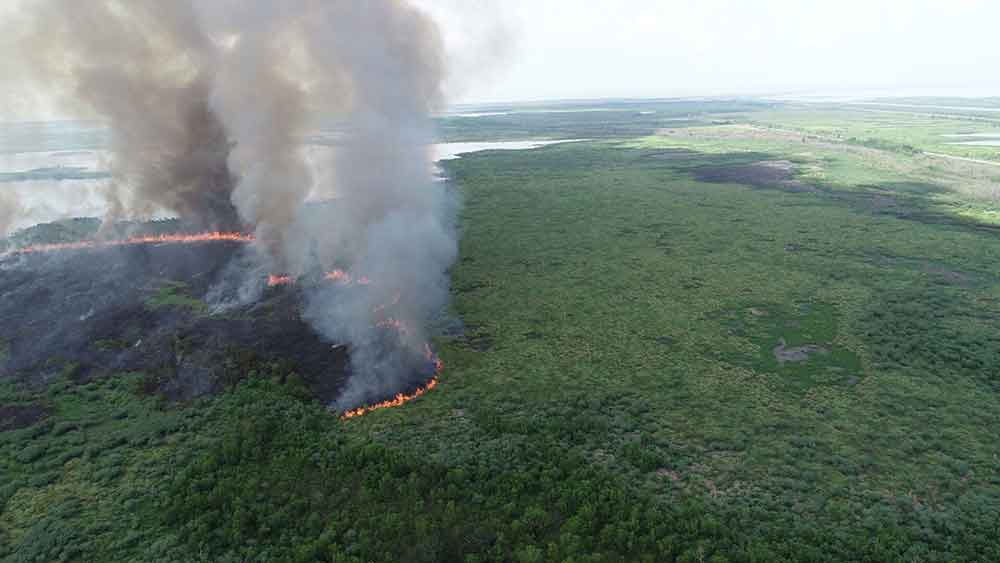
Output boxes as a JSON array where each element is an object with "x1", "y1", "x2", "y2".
[{"x1": 0, "y1": 242, "x2": 349, "y2": 405}]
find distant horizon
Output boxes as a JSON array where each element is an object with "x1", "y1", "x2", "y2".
[{"x1": 5, "y1": 89, "x2": 1000, "y2": 125}]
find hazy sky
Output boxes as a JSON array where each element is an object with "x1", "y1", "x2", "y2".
[
  {"x1": 422, "y1": 0, "x2": 1000, "y2": 104},
  {"x1": 3, "y1": 0, "x2": 999, "y2": 119}
]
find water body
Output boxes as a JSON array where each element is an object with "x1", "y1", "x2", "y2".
[
  {"x1": 853, "y1": 102, "x2": 1000, "y2": 113},
  {"x1": 441, "y1": 108, "x2": 630, "y2": 118},
  {"x1": 941, "y1": 133, "x2": 1000, "y2": 138},
  {"x1": 0, "y1": 132, "x2": 585, "y2": 232},
  {"x1": 433, "y1": 139, "x2": 584, "y2": 161},
  {"x1": 947, "y1": 140, "x2": 1000, "y2": 146},
  {"x1": 444, "y1": 112, "x2": 512, "y2": 118}
]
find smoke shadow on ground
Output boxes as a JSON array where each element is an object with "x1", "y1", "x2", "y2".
[{"x1": 639, "y1": 148, "x2": 1000, "y2": 235}]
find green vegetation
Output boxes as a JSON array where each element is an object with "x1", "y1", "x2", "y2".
[
  {"x1": 145, "y1": 281, "x2": 208, "y2": 315},
  {"x1": 435, "y1": 100, "x2": 769, "y2": 142},
  {"x1": 3, "y1": 101, "x2": 1000, "y2": 561},
  {"x1": 745, "y1": 105, "x2": 1000, "y2": 162}
]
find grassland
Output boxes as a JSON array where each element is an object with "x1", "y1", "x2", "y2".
[{"x1": 2, "y1": 100, "x2": 1000, "y2": 561}]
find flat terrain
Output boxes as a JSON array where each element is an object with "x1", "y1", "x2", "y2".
[{"x1": 2, "y1": 100, "x2": 1000, "y2": 562}]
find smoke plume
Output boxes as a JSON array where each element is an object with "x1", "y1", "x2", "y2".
[
  {"x1": 7, "y1": 0, "x2": 457, "y2": 410},
  {"x1": 18, "y1": 1, "x2": 238, "y2": 230},
  {"x1": 0, "y1": 191, "x2": 23, "y2": 237}
]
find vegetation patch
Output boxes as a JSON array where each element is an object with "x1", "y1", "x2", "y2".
[
  {"x1": 708, "y1": 301, "x2": 862, "y2": 388},
  {"x1": 144, "y1": 281, "x2": 207, "y2": 315}
]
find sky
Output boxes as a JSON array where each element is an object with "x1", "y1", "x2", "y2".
[
  {"x1": 2, "y1": 0, "x2": 999, "y2": 119},
  {"x1": 419, "y1": 0, "x2": 1000, "y2": 104}
]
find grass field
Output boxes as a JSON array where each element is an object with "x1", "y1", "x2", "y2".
[{"x1": 2, "y1": 100, "x2": 1000, "y2": 561}]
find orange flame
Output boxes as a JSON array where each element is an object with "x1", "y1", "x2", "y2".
[
  {"x1": 340, "y1": 371, "x2": 441, "y2": 420},
  {"x1": 324, "y1": 269, "x2": 351, "y2": 284},
  {"x1": 267, "y1": 270, "x2": 384, "y2": 290},
  {"x1": 267, "y1": 274, "x2": 293, "y2": 287},
  {"x1": 7, "y1": 231, "x2": 255, "y2": 256},
  {"x1": 338, "y1": 334, "x2": 443, "y2": 420}
]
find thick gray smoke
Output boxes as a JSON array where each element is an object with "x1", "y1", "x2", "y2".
[
  {"x1": 19, "y1": 1, "x2": 238, "y2": 230},
  {"x1": 9, "y1": 0, "x2": 457, "y2": 410}
]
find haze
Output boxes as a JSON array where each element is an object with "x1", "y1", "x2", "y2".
[
  {"x1": 3, "y1": 0, "x2": 998, "y2": 118},
  {"x1": 419, "y1": 0, "x2": 999, "y2": 103}
]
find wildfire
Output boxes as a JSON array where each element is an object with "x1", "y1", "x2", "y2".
[
  {"x1": 339, "y1": 338, "x2": 442, "y2": 420},
  {"x1": 6, "y1": 231, "x2": 255, "y2": 256},
  {"x1": 4, "y1": 228, "x2": 443, "y2": 420},
  {"x1": 267, "y1": 274, "x2": 293, "y2": 287},
  {"x1": 266, "y1": 269, "x2": 379, "y2": 289},
  {"x1": 325, "y1": 269, "x2": 370, "y2": 286},
  {"x1": 340, "y1": 377, "x2": 439, "y2": 419}
]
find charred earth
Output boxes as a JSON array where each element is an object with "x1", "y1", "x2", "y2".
[{"x1": 0, "y1": 223, "x2": 437, "y2": 411}]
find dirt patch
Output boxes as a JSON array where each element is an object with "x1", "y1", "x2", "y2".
[
  {"x1": 0, "y1": 403, "x2": 48, "y2": 431},
  {"x1": 772, "y1": 338, "x2": 829, "y2": 364}
]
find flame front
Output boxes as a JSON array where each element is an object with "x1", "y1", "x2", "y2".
[
  {"x1": 339, "y1": 339, "x2": 442, "y2": 420},
  {"x1": 340, "y1": 375, "x2": 441, "y2": 420},
  {"x1": 7, "y1": 231, "x2": 255, "y2": 256}
]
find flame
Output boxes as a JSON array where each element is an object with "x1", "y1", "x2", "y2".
[
  {"x1": 340, "y1": 377, "x2": 438, "y2": 419},
  {"x1": 267, "y1": 269, "x2": 378, "y2": 289},
  {"x1": 324, "y1": 269, "x2": 351, "y2": 284},
  {"x1": 7, "y1": 231, "x2": 255, "y2": 256},
  {"x1": 267, "y1": 274, "x2": 293, "y2": 287},
  {"x1": 323, "y1": 269, "x2": 371, "y2": 286},
  {"x1": 338, "y1": 330, "x2": 443, "y2": 420}
]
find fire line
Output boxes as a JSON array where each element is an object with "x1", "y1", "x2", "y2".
[{"x1": 6, "y1": 231, "x2": 255, "y2": 256}]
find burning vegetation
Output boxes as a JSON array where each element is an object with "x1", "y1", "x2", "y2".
[
  {"x1": 5, "y1": 231, "x2": 256, "y2": 256},
  {"x1": 0, "y1": 228, "x2": 443, "y2": 417}
]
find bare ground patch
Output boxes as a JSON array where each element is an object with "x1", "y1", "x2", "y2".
[{"x1": 772, "y1": 338, "x2": 829, "y2": 364}]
